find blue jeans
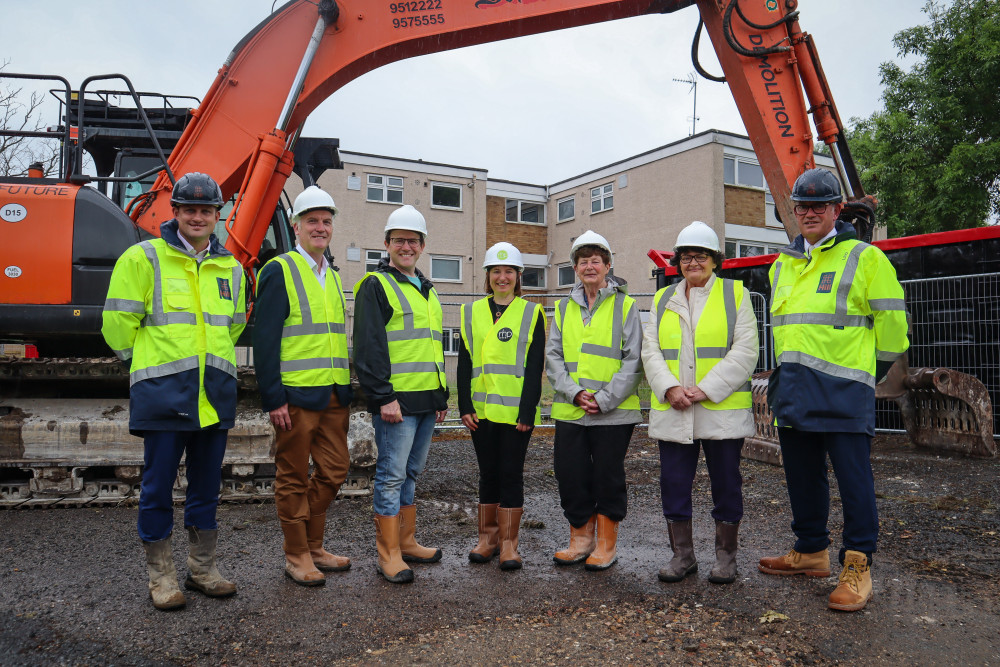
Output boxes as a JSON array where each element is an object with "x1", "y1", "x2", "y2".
[
  {"x1": 372, "y1": 412, "x2": 436, "y2": 516},
  {"x1": 138, "y1": 429, "x2": 228, "y2": 543}
]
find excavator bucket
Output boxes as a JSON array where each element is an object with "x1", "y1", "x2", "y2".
[{"x1": 743, "y1": 371, "x2": 782, "y2": 466}]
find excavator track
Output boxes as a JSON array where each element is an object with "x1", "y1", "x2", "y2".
[{"x1": 0, "y1": 357, "x2": 377, "y2": 509}]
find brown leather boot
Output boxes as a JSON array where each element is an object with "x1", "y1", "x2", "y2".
[
  {"x1": 758, "y1": 548, "x2": 831, "y2": 577},
  {"x1": 184, "y1": 527, "x2": 237, "y2": 597},
  {"x1": 282, "y1": 522, "x2": 325, "y2": 587},
  {"x1": 398, "y1": 504, "x2": 442, "y2": 563},
  {"x1": 585, "y1": 515, "x2": 620, "y2": 571},
  {"x1": 553, "y1": 515, "x2": 596, "y2": 566},
  {"x1": 374, "y1": 513, "x2": 414, "y2": 584},
  {"x1": 142, "y1": 537, "x2": 186, "y2": 611},
  {"x1": 469, "y1": 503, "x2": 501, "y2": 564},
  {"x1": 828, "y1": 550, "x2": 873, "y2": 612},
  {"x1": 306, "y1": 512, "x2": 351, "y2": 572},
  {"x1": 498, "y1": 507, "x2": 524, "y2": 571},
  {"x1": 658, "y1": 520, "x2": 697, "y2": 583},
  {"x1": 707, "y1": 521, "x2": 739, "y2": 584}
]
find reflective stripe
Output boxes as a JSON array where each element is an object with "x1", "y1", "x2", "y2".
[
  {"x1": 482, "y1": 363, "x2": 523, "y2": 376},
  {"x1": 231, "y1": 265, "x2": 244, "y2": 313},
  {"x1": 772, "y1": 313, "x2": 873, "y2": 329},
  {"x1": 203, "y1": 313, "x2": 233, "y2": 327},
  {"x1": 471, "y1": 367, "x2": 482, "y2": 378},
  {"x1": 696, "y1": 346, "x2": 728, "y2": 359},
  {"x1": 382, "y1": 274, "x2": 415, "y2": 329},
  {"x1": 206, "y1": 353, "x2": 237, "y2": 377},
  {"x1": 472, "y1": 392, "x2": 521, "y2": 407},
  {"x1": 580, "y1": 342, "x2": 620, "y2": 359},
  {"x1": 778, "y1": 350, "x2": 875, "y2": 387},
  {"x1": 281, "y1": 322, "x2": 346, "y2": 337},
  {"x1": 661, "y1": 349, "x2": 679, "y2": 361},
  {"x1": 140, "y1": 241, "x2": 164, "y2": 322},
  {"x1": 143, "y1": 312, "x2": 198, "y2": 326},
  {"x1": 281, "y1": 358, "x2": 330, "y2": 373},
  {"x1": 723, "y1": 278, "x2": 737, "y2": 349},
  {"x1": 515, "y1": 302, "x2": 537, "y2": 374},
  {"x1": 836, "y1": 243, "x2": 869, "y2": 316},
  {"x1": 657, "y1": 284, "x2": 679, "y2": 361},
  {"x1": 564, "y1": 361, "x2": 578, "y2": 373},
  {"x1": 877, "y1": 350, "x2": 902, "y2": 362},
  {"x1": 869, "y1": 298, "x2": 906, "y2": 311},
  {"x1": 463, "y1": 301, "x2": 474, "y2": 358},
  {"x1": 578, "y1": 377, "x2": 606, "y2": 391},
  {"x1": 233, "y1": 312, "x2": 247, "y2": 324},
  {"x1": 284, "y1": 252, "x2": 314, "y2": 328},
  {"x1": 386, "y1": 327, "x2": 436, "y2": 342},
  {"x1": 130, "y1": 355, "x2": 198, "y2": 386},
  {"x1": 114, "y1": 348, "x2": 133, "y2": 361},
  {"x1": 391, "y1": 361, "x2": 441, "y2": 374},
  {"x1": 772, "y1": 260, "x2": 782, "y2": 292},
  {"x1": 104, "y1": 298, "x2": 145, "y2": 313}
]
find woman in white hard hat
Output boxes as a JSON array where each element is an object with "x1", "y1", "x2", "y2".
[
  {"x1": 642, "y1": 221, "x2": 758, "y2": 585},
  {"x1": 458, "y1": 242, "x2": 546, "y2": 570},
  {"x1": 546, "y1": 230, "x2": 643, "y2": 571}
]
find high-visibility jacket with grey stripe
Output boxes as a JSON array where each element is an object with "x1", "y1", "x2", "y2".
[
  {"x1": 651, "y1": 277, "x2": 751, "y2": 412},
  {"x1": 265, "y1": 251, "x2": 349, "y2": 387},
  {"x1": 101, "y1": 220, "x2": 246, "y2": 433},
  {"x1": 768, "y1": 223, "x2": 909, "y2": 434},
  {"x1": 460, "y1": 296, "x2": 544, "y2": 425}
]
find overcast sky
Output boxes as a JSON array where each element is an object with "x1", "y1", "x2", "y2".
[{"x1": 3, "y1": 1, "x2": 928, "y2": 184}]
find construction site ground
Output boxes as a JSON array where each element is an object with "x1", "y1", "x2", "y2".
[{"x1": 1, "y1": 431, "x2": 998, "y2": 666}]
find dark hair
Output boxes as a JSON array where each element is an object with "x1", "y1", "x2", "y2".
[
  {"x1": 484, "y1": 266, "x2": 523, "y2": 297},
  {"x1": 669, "y1": 246, "x2": 725, "y2": 274},
  {"x1": 384, "y1": 230, "x2": 425, "y2": 244},
  {"x1": 572, "y1": 245, "x2": 611, "y2": 267}
]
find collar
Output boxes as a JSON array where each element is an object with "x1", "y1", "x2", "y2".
[
  {"x1": 159, "y1": 219, "x2": 232, "y2": 258},
  {"x1": 295, "y1": 243, "x2": 328, "y2": 275}
]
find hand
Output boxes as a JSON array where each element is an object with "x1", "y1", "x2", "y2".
[
  {"x1": 461, "y1": 413, "x2": 479, "y2": 431},
  {"x1": 269, "y1": 404, "x2": 292, "y2": 431},
  {"x1": 685, "y1": 386, "x2": 709, "y2": 403},
  {"x1": 515, "y1": 422, "x2": 532, "y2": 432},
  {"x1": 380, "y1": 399, "x2": 404, "y2": 424},
  {"x1": 665, "y1": 386, "x2": 691, "y2": 410},
  {"x1": 435, "y1": 409, "x2": 448, "y2": 424},
  {"x1": 574, "y1": 390, "x2": 600, "y2": 414}
]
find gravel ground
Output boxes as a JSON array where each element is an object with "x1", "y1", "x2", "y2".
[{"x1": 1, "y1": 431, "x2": 998, "y2": 665}]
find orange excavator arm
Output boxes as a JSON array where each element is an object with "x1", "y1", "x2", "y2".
[{"x1": 131, "y1": 0, "x2": 860, "y2": 266}]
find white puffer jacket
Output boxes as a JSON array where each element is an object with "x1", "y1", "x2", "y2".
[{"x1": 641, "y1": 273, "x2": 759, "y2": 444}]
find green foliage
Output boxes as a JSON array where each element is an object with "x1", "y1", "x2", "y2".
[{"x1": 848, "y1": 0, "x2": 1000, "y2": 236}]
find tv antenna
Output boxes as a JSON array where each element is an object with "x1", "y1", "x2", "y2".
[{"x1": 673, "y1": 72, "x2": 699, "y2": 136}]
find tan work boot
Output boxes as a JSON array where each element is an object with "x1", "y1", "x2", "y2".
[
  {"x1": 306, "y1": 512, "x2": 351, "y2": 573},
  {"x1": 469, "y1": 503, "x2": 501, "y2": 564},
  {"x1": 585, "y1": 515, "x2": 620, "y2": 571},
  {"x1": 658, "y1": 520, "x2": 697, "y2": 583},
  {"x1": 185, "y1": 527, "x2": 237, "y2": 597},
  {"x1": 282, "y1": 522, "x2": 325, "y2": 587},
  {"x1": 142, "y1": 537, "x2": 186, "y2": 611},
  {"x1": 553, "y1": 515, "x2": 596, "y2": 566},
  {"x1": 758, "y1": 548, "x2": 831, "y2": 577},
  {"x1": 374, "y1": 513, "x2": 414, "y2": 584},
  {"x1": 828, "y1": 550, "x2": 873, "y2": 612},
  {"x1": 498, "y1": 507, "x2": 524, "y2": 571},
  {"x1": 398, "y1": 504, "x2": 442, "y2": 563}
]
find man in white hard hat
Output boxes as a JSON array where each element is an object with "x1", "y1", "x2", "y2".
[
  {"x1": 253, "y1": 185, "x2": 353, "y2": 587},
  {"x1": 353, "y1": 204, "x2": 448, "y2": 584}
]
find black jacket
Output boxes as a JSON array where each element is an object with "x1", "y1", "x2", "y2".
[{"x1": 352, "y1": 258, "x2": 449, "y2": 415}]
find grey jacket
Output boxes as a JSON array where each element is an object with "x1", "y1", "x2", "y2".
[{"x1": 545, "y1": 275, "x2": 643, "y2": 426}]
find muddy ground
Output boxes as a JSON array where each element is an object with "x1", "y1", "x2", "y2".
[{"x1": 1, "y1": 431, "x2": 998, "y2": 666}]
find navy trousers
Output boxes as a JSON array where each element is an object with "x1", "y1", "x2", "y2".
[
  {"x1": 138, "y1": 428, "x2": 228, "y2": 543},
  {"x1": 777, "y1": 428, "x2": 878, "y2": 564},
  {"x1": 658, "y1": 438, "x2": 744, "y2": 523}
]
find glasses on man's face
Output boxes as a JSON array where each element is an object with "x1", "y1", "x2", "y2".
[
  {"x1": 389, "y1": 237, "x2": 422, "y2": 248},
  {"x1": 679, "y1": 253, "x2": 710, "y2": 265},
  {"x1": 793, "y1": 203, "x2": 831, "y2": 216}
]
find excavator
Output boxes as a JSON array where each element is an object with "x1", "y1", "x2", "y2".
[{"x1": 0, "y1": 0, "x2": 884, "y2": 506}]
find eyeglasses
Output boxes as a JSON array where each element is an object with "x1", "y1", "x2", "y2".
[
  {"x1": 679, "y1": 253, "x2": 711, "y2": 265},
  {"x1": 793, "y1": 203, "x2": 832, "y2": 215},
  {"x1": 389, "y1": 237, "x2": 422, "y2": 248}
]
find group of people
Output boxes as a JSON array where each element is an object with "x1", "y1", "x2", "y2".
[{"x1": 102, "y1": 168, "x2": 908, "y2": 615}]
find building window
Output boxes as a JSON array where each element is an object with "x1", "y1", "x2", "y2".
[
  {"x1": 442, "y1": 327, "x2": 462, "y2": 356},
  {"x1": 723, "y1": 157, "x2": 765, "y2": 190},
  {"x1": 365, "y1": 249, "x2": 386, "y2": 273},
  {"x1": 590, "y1": 183, "x2": 613, "y2": 214},
  {"x1": 557, "y1": 196, "x2": 575, "y2": 222},
  {"x1": 505, "y1": 199, "x2": 546, "y2": 225},
  {"x1": 367, "y1": 174, "x2": 404, "y2": 204},
  {"x1": 725, "y1": 239, "x2": 782, "y2": 258},
  {"x1": 521, "y1": 267, "x2": 546, "y2": 289},
  {"x1": 557, "y1": 263, "x2": 576, "y2": 288},
  {"x1": 431, "y1": 182, "x2": 462, "y2": 210},
  {"x1": 430, "y1": 255, "x2": 462, "y2": 282}
]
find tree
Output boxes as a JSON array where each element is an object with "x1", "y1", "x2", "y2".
[
  {"x1": 848, "y1": 0, "x2": 1000, "y2": 237},
  {"x1": 0, "y1": 63, "x2": 61, "y2": 177}
]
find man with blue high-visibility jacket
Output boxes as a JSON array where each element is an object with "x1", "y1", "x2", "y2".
[
  {"x1": 102, "y1": 172, "x2": 246, "y2": 611},
  {"x1": 758, "y1": 169, "x2": 909, "y2": 613}
]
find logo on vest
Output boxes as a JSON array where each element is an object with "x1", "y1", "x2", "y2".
[
  {"x1": 497, "y1": 327, "x2": 514, "y2": 342},
  {"x1": 816, "y1": 272, "x2": 835, "y2": 294},
  {"x1": 217, "y1": 277, "x2": 232, "y2": 300}
]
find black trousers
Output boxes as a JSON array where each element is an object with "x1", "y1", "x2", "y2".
[
  {"x1": 471, "y1": 419, "x2": 532, "y2": 508},
  {"x1": 553, "y1": 421, "x2": 635, "y2": 526}
]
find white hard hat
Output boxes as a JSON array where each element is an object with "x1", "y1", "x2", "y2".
[
  {"x1": 570, "y1": 230, "x2": 613, "y2": 267},
  {"x1": 673, "y1": 220, "x2": 720, "y2": 253},
  {"x1": 384, "y1": 204, "x2": 428, "y2": 236},
  {"x1": 290, "y1": 185, "x2": 338, "y2": 221},
  {"x1": 483, "y1": 242, "x2": 524, "y2": 270}
]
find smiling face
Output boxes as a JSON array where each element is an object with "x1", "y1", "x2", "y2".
[
  {"x1": 173, "y1": 204, "x2": 220, "y2": 251},
  {"x1": 488, "y1": 265, "x2": 519, "y2": 300},
  {"x1": 795, "y1": 201, "x2": 843, "y2": 245},
  {"x1": 385, "y1": 230, "x2": 424, "y2": 275},
  {"x1": 573, "y1": 249, "x2": 610, "y2": 290},
  {"x1": 677, "y1": 248, "x2": 717, "y2": 287},
  {"x1": 294, "y1": 209, "x2": 334, "y2": 256}
]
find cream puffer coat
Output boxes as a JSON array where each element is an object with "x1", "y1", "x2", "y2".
[{"x1": 641, "y1": 273, "x2": 759, "y2": 444}]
